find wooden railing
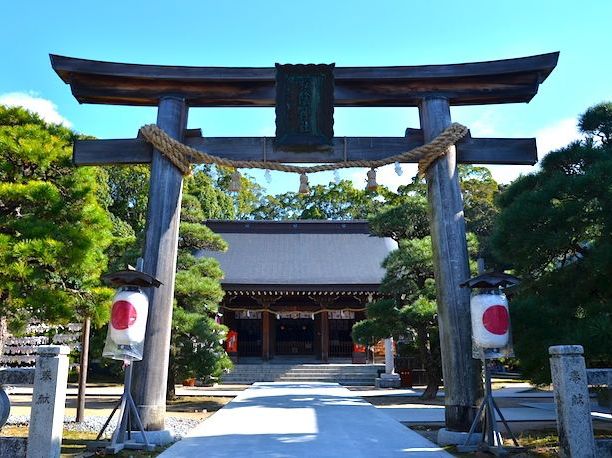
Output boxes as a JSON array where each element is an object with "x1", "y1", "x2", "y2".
[
  {"x1": 238, "y1": 340, "x2": 261, "y2": 357},
  {"x1": 329, "y1": 341, "x2": 352, "y2": 357},
  {"x1": 276, "y1": 341, "x2": 314, "y2": 355}
]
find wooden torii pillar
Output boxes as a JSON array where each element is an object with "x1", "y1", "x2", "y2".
[{"x1": 51, "y1": 52, "x2": 558, "y2": 432}]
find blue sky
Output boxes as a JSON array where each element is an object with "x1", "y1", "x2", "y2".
[{"x1": 1, "y1": 1, "x2": 610, "y2": 193}]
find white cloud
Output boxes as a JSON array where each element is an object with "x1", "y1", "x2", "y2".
[
  {"x1": 463, "y1": 109, "x2": 499, "y2": 137},
  {"x1": 0, "y1": 92, "x2": 72, "y2": 127},
  {"x1": 487, "y1": 118, "x2": 582, "y2": 184},
  {"x1": 534, "y1": 118, "x2": 580, "y2": 155},
  {"x1": 486, "y1": 164, "x2": 534, "y2": 185}
]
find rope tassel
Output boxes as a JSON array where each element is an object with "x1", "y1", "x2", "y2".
[
  {"x1": 366, "y1": 168, "x2": 378, "y2": 190},
  {"x1": 229, "y1": 170, "x2": 242, "y2": 192},
  {"x1": 299, "y1": 173, "x2": 310, "y2": 194}
]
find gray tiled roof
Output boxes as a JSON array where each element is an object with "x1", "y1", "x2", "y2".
[{"x1": 196, "y1": 220, "x2": 397, "y2": 287}]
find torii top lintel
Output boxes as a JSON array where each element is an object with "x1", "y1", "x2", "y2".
[{"x1": 50, "y1": 52, "x2": 558, "y2": 108}]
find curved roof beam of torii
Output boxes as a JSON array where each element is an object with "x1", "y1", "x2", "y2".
[{"x1": 50, "y1": 52, "x2": 559, "y2": 107}]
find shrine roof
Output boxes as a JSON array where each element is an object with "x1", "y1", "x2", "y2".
[{"x1": 197, "y1": 220, "x2": 397, "y2": 291}]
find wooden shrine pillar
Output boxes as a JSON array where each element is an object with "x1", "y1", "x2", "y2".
[
  {"x1": 262, "y1": 307, "x2": 271, "y2": 361},
  {"x1": 320, "y1": 310, "x2": 329, "y2": 362},
  {"x1": 419, "y1": 97, "x2": 477, "y2": 431},
  {"x1": 133, "y1": 96, "x2": 187, "y2": 431}
]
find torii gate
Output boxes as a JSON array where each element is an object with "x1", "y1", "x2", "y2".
[{"x1": 51, "y1": 52, "x2": 558, "y2": 433}]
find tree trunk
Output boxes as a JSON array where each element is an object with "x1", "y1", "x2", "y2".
[
  {"x1": 76, "y1": 316, "x2": 91, "y2": 422},
  {"x1": 166, "y1": 370, "x2": 176, "y2": 401},
  {"x1": 416, "y1": 326, "x2": 441, "y2": 400},
  {"x1": 421, "y1": 365, "x2": 440, "y2": 400},
  {"x1": 0, "y1": 316, "x2": 7, "y2": 360},
  {"x1": 166, "y1": 348, "x2": 176, "y2": 401}
]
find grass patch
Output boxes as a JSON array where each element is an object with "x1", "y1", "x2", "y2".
[
  {"x1": 0, "y1": 425, "x2": 168, "y2": 457},
  {"x1": 411, "y1": 427, "x2": 612, "y2": 457},
  {"x1": 0, "y1": 426, "x2": 102, "y2": 456},
  {"x1": 0, "y1": 396, "x2": 233, "y2": 456},
  {"x1": 0, "y1": 424, "x2": 28, "y2": 437}
]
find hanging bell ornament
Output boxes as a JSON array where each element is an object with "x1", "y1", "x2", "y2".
[
  {"x1": 394, "y1": 161, "x2": 403, "y2": 177},
  {"x1": 298, "y1": 173, "x2": 310, "y2": 194},
  {"x1": 229, "y1": 170, "x2": 242, "y2": 192},
  {"x1": 366, "y1": 168, "x2": 378, "y2": 191}
]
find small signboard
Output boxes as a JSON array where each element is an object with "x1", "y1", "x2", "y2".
[{"x1": 275, "y1": 63, "x2": 334, "y2": 151}]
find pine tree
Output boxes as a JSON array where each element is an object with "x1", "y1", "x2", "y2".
[
  {"x1": 491, "y1": 102, "x2": 612, "y2": 383},
  {"x1": 251, "y1": 180, "x2": 382, "y2": 220},
  {"x1": 0, "y1": 105, "x2": 113, "y2": 352},
  {"x1": 167, "y1": 176, "x2": 232, "y2": 399},
  {"x1": 354, "y1": 174, "x2": 487, "y2": 399},
  {"x1": 102, "y1": 165, "x2": 258, "y2": 397}
]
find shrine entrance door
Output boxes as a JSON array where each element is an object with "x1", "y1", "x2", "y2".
[{"x1": 275, "y1": 317, "x2": 314, "y2": 356}]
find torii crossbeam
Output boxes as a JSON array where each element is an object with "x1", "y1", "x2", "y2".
[{"x1": 51, "y1": 52, "x2": 558, "y2": 434}]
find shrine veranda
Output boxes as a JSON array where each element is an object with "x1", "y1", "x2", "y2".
[{"x1": 51, "y1": 52, "x2": 558, "y2": 432}]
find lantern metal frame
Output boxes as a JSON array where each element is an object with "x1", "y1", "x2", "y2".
[
  {"x1": 96, "y1": 264, "x2": 161, "y2": 454},
  {"x1": 457, "y1": 271, "x2": 524, "y2": 456}
]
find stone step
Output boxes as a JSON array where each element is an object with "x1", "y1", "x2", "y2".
[
  {"x1": 224, "y1": 374, "x2": 377, "y2": 380},
  {"x1": 226, "y1": 369, "x2": 382, "y2": 374},
  {"x1": 220, "y1": 362, "x2": 384, "y2": 385},
  {"x1": 221, "y1": 377, "x2": 375, "y2": 382},
  {"x1": 257, "y1": 368, "x2": 378, "y2": 372},
  {"x1": 278, "y1": 375, "x2": 375, "y2": 383},
  {"x1": 280, "y1": 371, "x2": 377, "y2": 376},
  {"x1": 226, "y1": 370, "x2": 381, "y2": 373}
]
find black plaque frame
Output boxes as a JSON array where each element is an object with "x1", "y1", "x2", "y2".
[{"x1": 275, "y1": 63, "x2": 335, "y2": 152}]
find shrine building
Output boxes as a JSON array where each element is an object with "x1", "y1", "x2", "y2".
[{"x1": 197, "y1": 220, "x2": 397, "y2": 362}]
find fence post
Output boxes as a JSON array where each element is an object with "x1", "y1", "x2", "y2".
[{"x1": 549, "y1": 345, "x2": 596, "y2": 458}]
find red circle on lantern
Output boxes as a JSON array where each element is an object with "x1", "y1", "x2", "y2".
[
  {"x1": 111, "y1": 300, "x2": 137, "y2": 330},
  {"x1": 482, "y1": 305, "x2": 509, "y2": 335}
]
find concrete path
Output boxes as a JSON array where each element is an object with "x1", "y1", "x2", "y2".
[
  {"x1": 379, "y1": 404, "x2": 558, "y2": 423},
  {"x1": 5, "y1": 381, "x2": 554, "y2": 399},
  {"x1": 159, "y1": 382, "x2": 450, "y2": 457},
  {"x1": 350, "y1": 384, "x2": 553, "y2": 399},
  {"x1": 521, "y1": 401, "x2": 612, "y2": 422}
]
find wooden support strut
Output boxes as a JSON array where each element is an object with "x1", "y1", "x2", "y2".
[
  {"x1": 132, "y1": 97, "x2": 187, "y2": 431},
  {"x1": 419, "y1": 97, "x2": 478, "y2": 432},
  {"x1": 320, "y1": 311, "x2": 329, "y2": 363},
  {"x1": 257, "y1": 298, "x2": 274, "y2": 361}
]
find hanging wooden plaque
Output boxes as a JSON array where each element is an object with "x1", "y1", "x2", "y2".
[{"x1": 275, "y1": 63, "x2": 334, "y2": 151}]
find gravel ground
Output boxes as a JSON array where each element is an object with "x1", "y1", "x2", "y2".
[{"x1": 5, "y1": 414, "x2": 203, "y2": 440}]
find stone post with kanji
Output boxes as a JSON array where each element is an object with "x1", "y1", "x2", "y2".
[
  {"x1": 27, "y1": 345, "x2": 70, "y2": 458},
  {"x1": 549, "y1": 345, "x2": 596, "y2": 458}
]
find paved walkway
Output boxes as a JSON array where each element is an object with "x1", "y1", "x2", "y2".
[
  {"x1": 379, "y1": 404, "x2": 558, "y2": 423},
  {"x1": 159, "y1": 382, "x2": 450, "y2": 457},
  {"x1": 5, "y1": 381, "x2": 555, "y2": 399}
]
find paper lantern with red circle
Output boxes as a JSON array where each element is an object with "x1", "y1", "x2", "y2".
[
  {"x1": 470, "y1": 291, "x2": 510, "y2": 349},
  {"x1": 109, "y1": 288, "x2": 149, "y2": 347}
]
